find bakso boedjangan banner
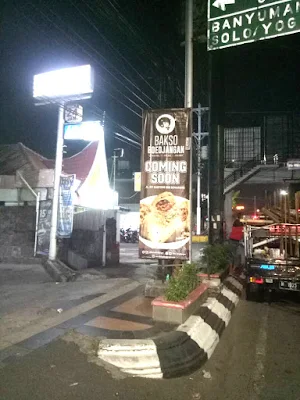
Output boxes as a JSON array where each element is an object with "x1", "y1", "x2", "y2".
[{"x1": 139, "y1": 109, "x2": 192, "y2": 260}]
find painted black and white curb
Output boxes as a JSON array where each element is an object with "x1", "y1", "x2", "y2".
[{"x1": 97, "y1": 276, "x2": 243, "y2": 379}]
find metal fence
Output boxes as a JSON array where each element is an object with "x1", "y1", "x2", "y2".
[
  {"x1": 225, "y1": 112, "x2": 300, "y2": 164},
  {"x1": 225, "y1": 127, "x2": 261, "y2": 168},
  {"x1": 73, "y1": 209, "x2": 116, "y2": 231}
]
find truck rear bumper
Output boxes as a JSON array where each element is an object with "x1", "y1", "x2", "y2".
[{"x1": 247, "y1": 276, "x2": 300, "y2": 292}]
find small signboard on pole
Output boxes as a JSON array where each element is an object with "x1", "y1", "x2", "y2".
[
  {"x1": 36, "y1": 200, "x2": 52, "y2": 256},
  {"x1": 64, "y1": 121, "x2": 103, "y2": 141},
  {"x1": 64, "y1": 104, "x2": 83, "y2": 123}
]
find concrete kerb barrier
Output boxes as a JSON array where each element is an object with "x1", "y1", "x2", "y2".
[
  {"x1": 43, "y1": 259, "x2": 78, "y2": 282},
  {"x1": 97, "y1": 275, "x2": 243, "y2": 379},
  {"x1": 98, "y1": 339, "x2": 163, "y2": 378},
  {"x1": 43, "y1": 260, "x2": 67, "y2": 283}
]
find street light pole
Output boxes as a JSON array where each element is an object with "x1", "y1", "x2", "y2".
[{"x1": 49, "y1": 104, "x2": 65, "y2": 261}]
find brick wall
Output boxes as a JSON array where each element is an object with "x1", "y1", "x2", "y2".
[
  {"x1": 0, "y1": 206, "x2": 35, "y2": 260},
  {"x1": 70, "y1": 229, "x2": 104, "y2": 261}
]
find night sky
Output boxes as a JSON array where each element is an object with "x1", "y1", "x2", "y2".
[
  {"x1": 2, "y1": 0, "x2": 300, "y2": 169},
  {"x1": 0, "y1": 0, "x2": 183, "y2": 167}
]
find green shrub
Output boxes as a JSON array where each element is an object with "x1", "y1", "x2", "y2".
[
  {"x1": 165, "y1": 263, "x2": 199, "y2": 302},
  {"x1": 201, "y1": 244, "x2": 232, "y2": 274}
]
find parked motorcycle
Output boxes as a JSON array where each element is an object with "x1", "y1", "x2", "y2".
[
  {"x1": 129, "y1": 230, "x2": 139, "y2": 243},
  {"x1": 120, "y1": 228, "x2": 129, "y2": 243},
  {"x1": 120, "y1": 228, "x2": 139, "y2": 243}
]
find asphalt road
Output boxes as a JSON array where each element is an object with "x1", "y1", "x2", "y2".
[{"x1": 1, "y1": 293, "x2": 300, "y2": 400}]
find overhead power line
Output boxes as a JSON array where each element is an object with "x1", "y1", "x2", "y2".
[
  {"x1": 35, "y1": 1, "x2": 154, "y2": 109},
  {"x1": 15, "y1": 4, "x2": 144, "y2": 118},
  {"x1": 21, "y1": 1, "x2": 150, "y2": 113},
  {"x1": 114, "y1": 132, "x2": 141, "y2": 148},
  {"x1": 89, "y1": 105, "x2": 141, "y2": 149},
  {"x1": 68, "y1": 0, "x2": 158, "y2": 103}
]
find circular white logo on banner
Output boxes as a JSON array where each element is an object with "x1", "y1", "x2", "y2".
[{"x1": 155, "y1": 114, "x2": 175, "y2": 134}]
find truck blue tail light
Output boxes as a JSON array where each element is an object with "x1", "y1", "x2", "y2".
[{"x1": 260, "y1": 264, "x2": 275, "y2": 270}]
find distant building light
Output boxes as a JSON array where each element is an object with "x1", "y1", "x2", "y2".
[
  {"x1": 134, "y1": 172, "x2": 141, "y2": 192},
  {"x1": 236, "y1": 205, "x2": 245, "y2": 211},
  {"x1": 280, "y1": 190, "x2": 288, "y2": 196}
]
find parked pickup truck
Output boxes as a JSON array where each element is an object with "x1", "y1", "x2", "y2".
[{"x1": 244, "y1": 224, "x2": 300, "y2": 301}]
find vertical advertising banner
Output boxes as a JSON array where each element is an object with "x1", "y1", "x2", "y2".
[
  {"x1": 139, "y1": 109, "x2": 192, "y2": 260},
  {"x1": 57, "y1": 175, "x2": 75, "y2": 238},
  {"x1": 37, "y1": 200, "x2": 52, "y2": 256}
]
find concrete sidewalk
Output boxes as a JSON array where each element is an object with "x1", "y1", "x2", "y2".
[
  {"x1": 0, "y1": 250, "x2": 208, "y2": 374},
  {"x1": 0, "y1": 263, "x2": 139, "y2": 341},
  {"x1": 0, "y1": 262, "x2": 175, "y2": 366}
]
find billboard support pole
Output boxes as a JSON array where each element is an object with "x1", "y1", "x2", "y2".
[
  {"x1": 49, "y1": 104, "x2": 65, "y2": 261},
  {"x1": 185, "y1": 0, "x2": 193, "y2": 263}
]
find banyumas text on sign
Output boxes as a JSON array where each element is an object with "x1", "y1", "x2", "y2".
[{"x1": 208, "y1": 1, "x2": 300, "y2": 50}]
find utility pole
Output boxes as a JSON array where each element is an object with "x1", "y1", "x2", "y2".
[
  {"x1": 185, "y1": 0, "x2": 193, "y2": 262},
  {"x1": 112, "y1": 148, "x2": 124, "y2": 192},
  {"x1": 185, "y1": 0, "x2": 193, "y2": 109},
  {"x1": 197, "y1": 103, "x2": 202, "y2": 235},
  {"x1": 208, "y1": 51, "x2": 225, "y2": 244}
]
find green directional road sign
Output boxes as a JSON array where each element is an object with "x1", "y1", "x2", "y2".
[{"x1": 208, "y1": 0, "x2": 300, "y2": 51}]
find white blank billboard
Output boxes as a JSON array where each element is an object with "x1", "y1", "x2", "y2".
[{"x1": 33, "y1": 65, "x2": 93, "y2": 101}]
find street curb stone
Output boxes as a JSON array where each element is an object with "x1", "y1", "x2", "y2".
[
  {"x1": 43, "y1": 259, "x2": 78, "y2": 282},
  {"x1": 43, "y1": 260, "x2": 67, "y2": 283},
  {"x1": 97, "y1": 275, "x2": 243, "y2": 378}
]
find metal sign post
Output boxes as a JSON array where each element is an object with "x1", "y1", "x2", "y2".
[{"x1": 208, "y1": 0, "x2": 300, "y2": 51}]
